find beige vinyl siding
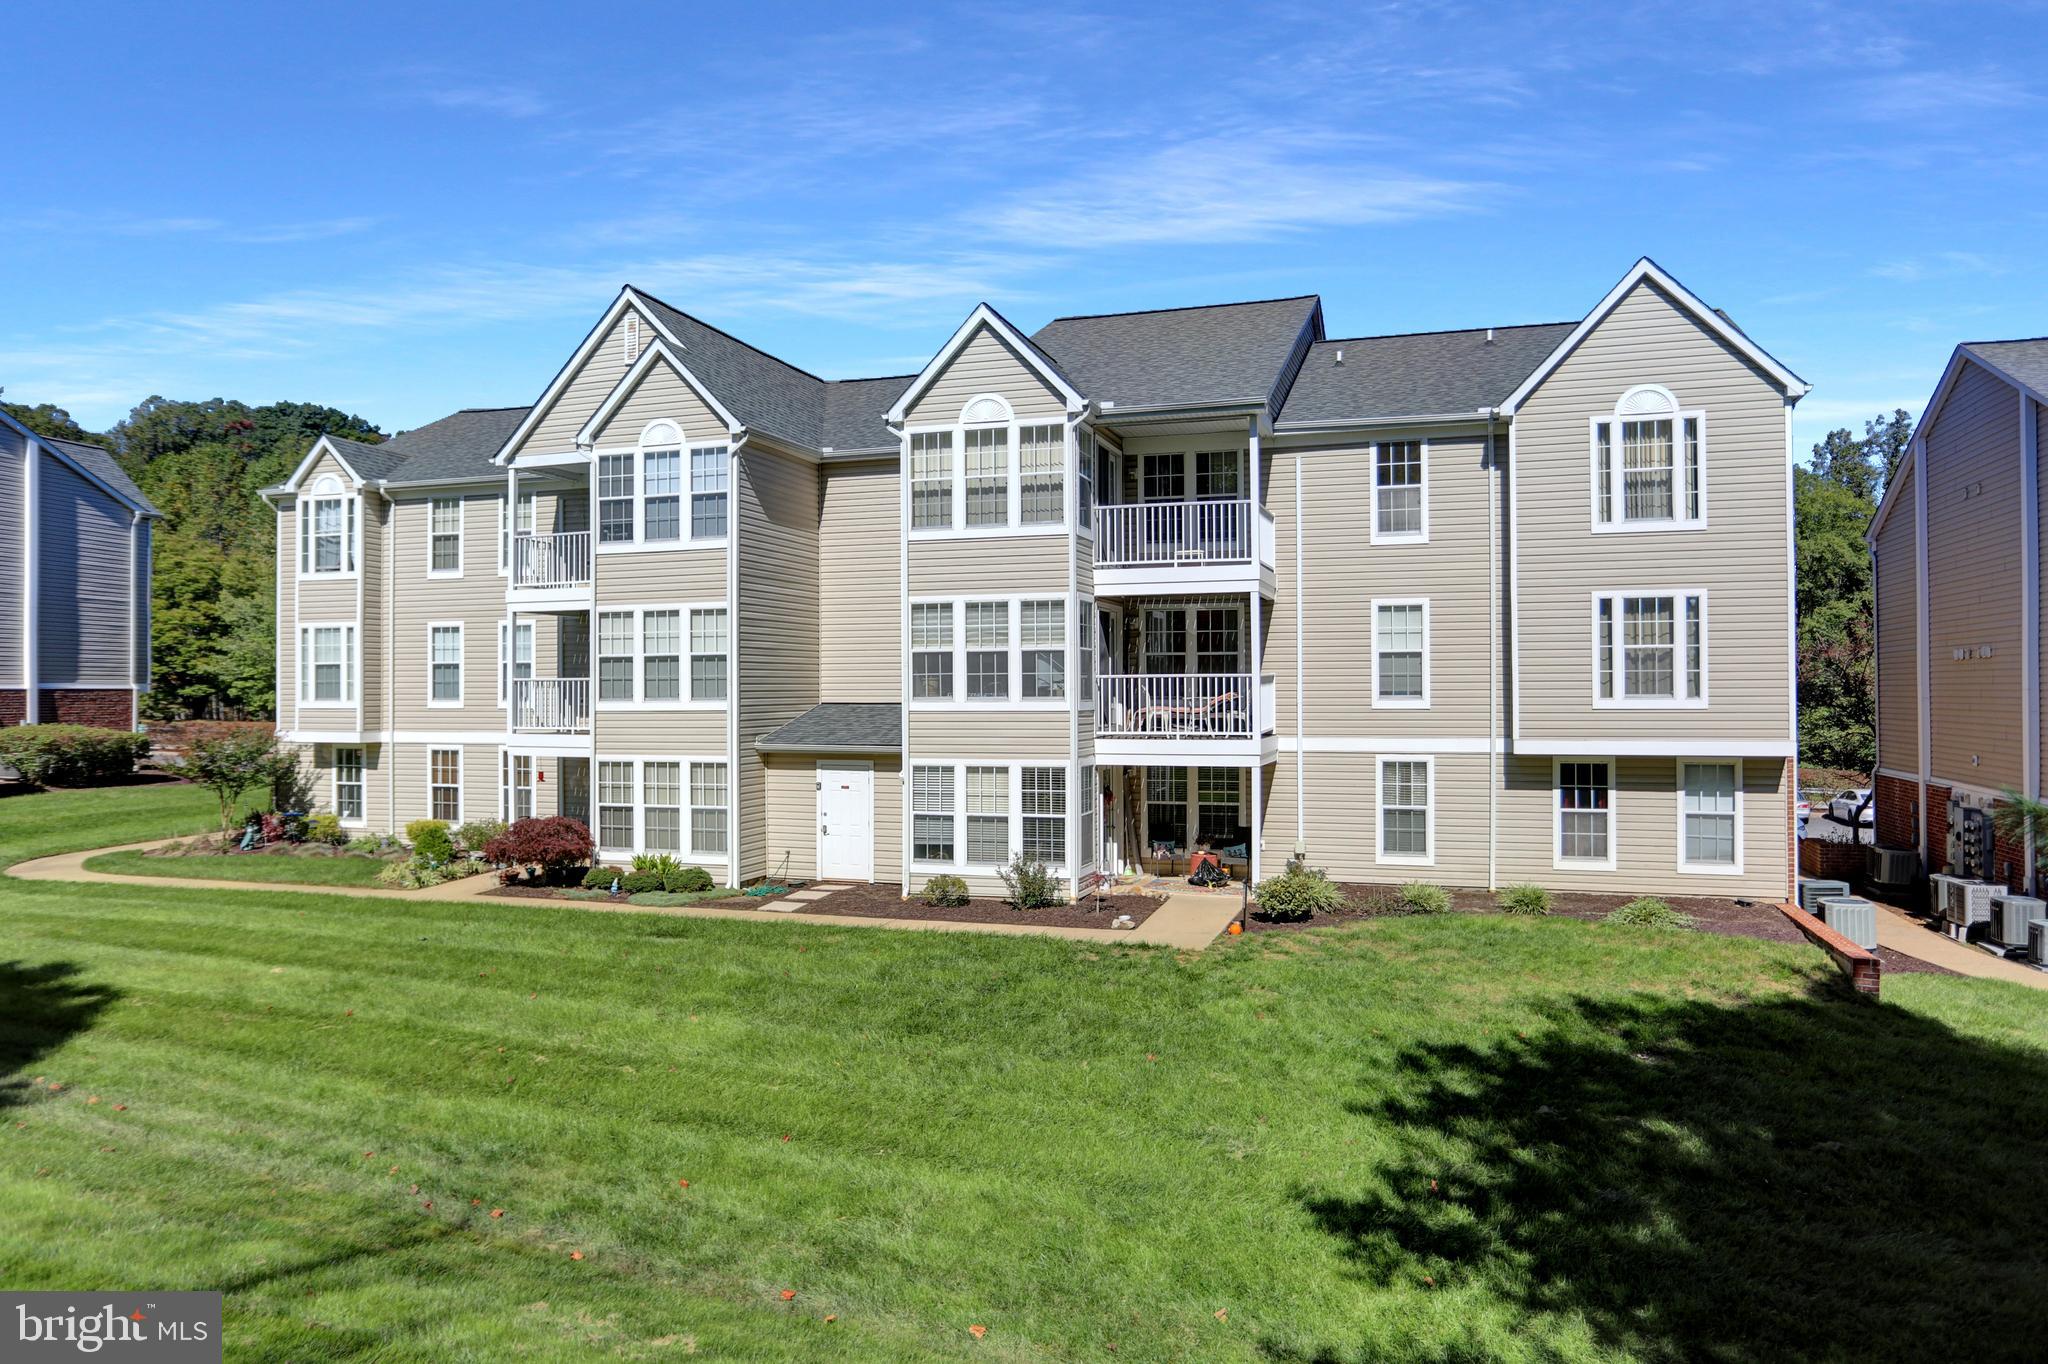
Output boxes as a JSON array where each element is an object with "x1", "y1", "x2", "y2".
[
  {"x1": 908, "y1": 535, "x2": 1068, "y2": 594},
  {"x1": 763, "y1": 757, "x2": 820, "y2": 882},
  {"x1": 908, "y1": 710, "x2": 1069, "y2": 760},
  {"x1": 393, "y1": 742, "x2": 555, "y2": 828},
  {"x1": 389, "y1": 494, "x2": 517, "y2": 731},
  {"x1": 511, "y1": 307, "x2": 654, "y2": 457},
  {"x1": 874, "y1": 756, "x2": 903, "y2": 884},
  {"x1": 0, "y1": 425, "x2": 22, "y2": 682},
  {"x1": 736, "y1": 445, "x2": 821, "y2": 880},
  {"x1": 1925, "y1": 359, "x2": 2025, "y2": 791},
  {"x1": 275, "y1": 506, "x2": 294, "y2": 716},
  {"x1": 905, "y1": 323, "x2": 1066, "y2": 425},
  {"x1": 359, "y1": 497, "x2": 387, "y2": 731},
  {"x1": 1513, "y1": 279, "x2": 1792, "y2": 745},
  {"x1": 595, "y1": 547, "x2": 726, "y2": 604},
  {"x1": 292, "y1": 450, "x2": 360, "y2": 624},
  {"x1": 818, "y1": 460, "x2": 901, "y2": 700},
  {"x1": 585, "y1": 353, "x2": 729, "y2": 448},
  {"x1": 593, "y1": 709, "x2": 727, "y2": 752},
  {"x1": 1873, "y1": 476, "x2": 1920, "y2": 774},
  {"x1": 1266, "y1": 448, "x2": 1302, "y2": 733},
  {"x1": 1259, "y1": 751, "x2": 1492, "y2": 884}
]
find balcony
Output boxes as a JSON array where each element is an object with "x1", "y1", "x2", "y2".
[
  {"x1": 510, "y1": 531, "x2": 593, "y2": 602},
  {"x1": 1093, "y1": 672, "x2": 1277, "y2": 762},
  {"x1": 511, "y1": 677, "x2": 591, "y2": 733},
  {"x1": 1091, "y1": 499, "x2": 1275, "y2": 597}
]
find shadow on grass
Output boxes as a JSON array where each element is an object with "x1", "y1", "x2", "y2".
[
  {"x1": 1285, "y1": 982, "x2": 2048, "y2": 1363},
  {"x1": 0, "y1": 960, "x2": 120, "y2": 1108}
]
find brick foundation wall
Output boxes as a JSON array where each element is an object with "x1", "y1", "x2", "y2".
[
  {"x1": 38, "y1": 689, "x2": 136, "y2": 730},
  {"x1": 1990, "y1": 805, "x2": 2030, "y2": 893},
  {"x1": 1874, "y1": 774, "x2": 1918, "y2": 855},
  {"x1": 1799, "y1": 837, "x2": 1866, "y2": 881},
  {"x1": 0, "y1": 689, "x2": 24, "y2": 727},
  {"x1": 1927, "y1": 783, "x2": 1950, "y2": 874}
]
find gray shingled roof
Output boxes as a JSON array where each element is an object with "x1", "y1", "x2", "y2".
[
  {"x1": 374, "y1": 407, "x2": 529, "y2": 483},
  {"x1": 1031, "y1": 295, "x2": 1322, "y2": 412},
  {"x1": 633, "y1": 290, "x2": 830, "y2": 450},
  {"x1": 42, "y1": 435, "x2": 159, "y2": 515},
  {"x1": 1276, "y1": 322, "x2": 1578, "y2": 425},
  {"x1": 1965, "y1": 339, "x2": 2048, "y2": 397},
  {"x1": 755, "y1": 703, "x2": 902, "y2": 753},
  {"x1": 823, "y1": 375, "x2": 913, "y2": 453}
]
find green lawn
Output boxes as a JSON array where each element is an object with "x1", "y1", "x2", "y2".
[
  {"x1": 0, "y1": 780, "x2": 223, "y2": 865},
  {"x1": 82, "y1": 848, "x2": 400, "y2": 887},
  {"x1": 4, "y1": 785, "x2": 2047, "y2": 1361}
]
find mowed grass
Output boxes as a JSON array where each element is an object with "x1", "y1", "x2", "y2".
[
  {"x1": 4, "y1": 788, "x2": 2048, "y2": 1361},
  {"x1": 82, "y1": 848, "x2": 398, "y2": 887}
]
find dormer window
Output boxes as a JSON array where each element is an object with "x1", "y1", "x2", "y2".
[
  {"x1": 1592, "y1": 386, "x2": 1704, "y2": 529},
  {"x1": 298, "y1": 474, "x2": 355, "y2": 576}
]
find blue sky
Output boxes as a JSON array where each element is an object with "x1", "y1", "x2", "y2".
[{"x1": 4, "y1": 1, "x2": 2043, "y2": 457}]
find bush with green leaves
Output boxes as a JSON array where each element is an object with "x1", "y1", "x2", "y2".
[
  {"x1": 582, "y1": 865, "x2": 623, "y2": 891},
  {"x1": 1399, "y1": 882, "x2": 1452, "y2": 914},
  {"x1": 405, "y1": 819, "x2": 455, "y2": 865},
  {"x1": 921, "y1": 874, "x2": 970, "y2": 908},
  {"x1": 0, "y1": 724, "x2": 153, "y2": 788},
  {"x1": 1254, "y1": 862, "x2": 1346, "y2": 921},
  {"x1": 629, "y1": 853, "x2": 716, "y2": 893},
  {"x1": 304, "y1": 812, "x2": 345, "y2": 845},
  {"x1": 1496, "y1": 883, "x2": 1552, "y2": 915},
  {"x1": 1606, "y1": 896, "x2": 1696, "y2": 930},
  {"x1": 376, "y1": 857, "x2": 455, "y2": 889},
  {"x1": 166, "y1": 731, "x2": 282, "y2": 831},
  {"x1": 999, "y1": 853, "x2": 1062, "y2": 910},
  {"x1": 455, "y1": 819, "x2": 507, "y2": 856},
  {"x1": 344, "y1": 834, "x2": 394, "y2": 855},
  {"x1": 620, "y1": 869, "x2": 665, "y2": 894}
]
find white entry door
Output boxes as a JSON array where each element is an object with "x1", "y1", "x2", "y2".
[{"x1": 817, "y1": 761, "x2": 874, "y2": 881}]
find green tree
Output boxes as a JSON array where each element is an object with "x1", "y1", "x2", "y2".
[{"x1": 0, "y1": 390, "x2": 97, "y2": 444}]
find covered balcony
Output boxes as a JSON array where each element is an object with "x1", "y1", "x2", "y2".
[
  {"x1": 510, "y1": 676, "x2": 591, "y2": 733},
  {"x1": 511, "y1": 530, "x2": 592, "y2": 591},
  {"x1": 1089, "y1": 596, "x2": 1276, "y2": 763},
  {"x1": 1091, "y1": 497, "x2": 1275, "y2": 595},
  {"x1": 504, "y1": 461, "x2": 594, "y2": 607}
]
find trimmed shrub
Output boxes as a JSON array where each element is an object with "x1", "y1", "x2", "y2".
[
  {"x1": 305, "y1": 812, "x2": 345, "y2": 845},
  {"x1": 582, "y1": 865, "x2": 623, "y2": 891},
  {"x1": 629, "y1": 853, "x2": 714, "y2": 893},
  {"x1": 1496, "y1": 883, "x2": 1552, "y2": 915},
  {"x1": 620, "y1": 870, "x2": 665, "y2": 894},
  {"x1": 999, "y1": 853, "x2": 1063, "y2": 910},
  {"x1": 921, "y1": 874, "x2": 970, "y2": 908},
  {"x1": 1607, "y1": 896, "x2": 1696, "y2": 930},
  {"x1": 672, "y1": 865, "x2": 715, "y2": 893},
  {"x1": 455, "y1": 819, "x2": 508, "y2": 855},
  {"x1": 1399, "y1": 881, "x2": 1452, "y2": 914},
  {"x1": 483, "y1": 816, "x2": 594, "y2": 884},
  {"x1": 405, "y1": 819, "x2": 455, "y2": 864},
  {"x1": 0, "y1": 724, "x2": 152, "y2": 788},
  {"x1": 377, "y1": 857, "x2": 455, "y2": 889},
  {"x1": 1255, "y1": 863, "x2": 1346, "y2": 921}
]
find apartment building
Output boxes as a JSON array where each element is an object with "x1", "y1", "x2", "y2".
[
  {"x1": 2, "y1": 410, "x2": 156, "y2": 730},
  {"x1": 267, "y1": 257, "x2": 1804, "y2": 900},
  {"x1": 1869, "y1": 338, "x2": 2048, "y2": 890}
]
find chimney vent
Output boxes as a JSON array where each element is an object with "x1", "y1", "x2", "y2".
[
  {"x1": 1334, "y1": 348, "x2": 1344, "y2": 365},
  {"x1": 1485, "y1": 327, "x2": 1495, "y2": 344}
]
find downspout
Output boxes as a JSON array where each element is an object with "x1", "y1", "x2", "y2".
[
  {"x1": 386, "y1": 494, "x2": 396, "y2": 830},
  {"x1": 23, "y1": 436, "x2": 38, "y2": 723},
  {"x1": 2022, "y1": 395, "x2": 2040, "y2": 893},
  {"x1": 726, "y1": 435, "x2": 747, "y2": 889},
  {"x1": 1483, "y1": 407, "x2": 1501, "y2": 890},
  {"x1": 1293, "y1": 424, "x2": 1305, "y2": 852}
]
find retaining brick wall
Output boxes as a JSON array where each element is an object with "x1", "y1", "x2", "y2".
[
  {"x1": 1800, "y1": 837, "x2": 1866, "y2": 881},
  {"x1": 1874, "y1": 773, "x2": 1918, "y2": 855},
  {"x1": 38, "y1": 689, "x2": 136, "y2": 730},
  {"x1": 0, "y1": 689, "x2": 23, "y2": 727},
  {"x1": 1927, "y1": 783, "x2": 1950, "y2": 875}
]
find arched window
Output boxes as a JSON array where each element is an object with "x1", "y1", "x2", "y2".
[
  {"x1": 1591, "y1": 385, "x2": 1704, "y2": 527},
  {"x1": 299, "y1": 473, "x2": 354, "y2": 575}
]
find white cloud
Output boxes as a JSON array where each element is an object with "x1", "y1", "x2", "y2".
[{"x1": 1870, "y1": 251, "x2": 2006, "y2": 283}]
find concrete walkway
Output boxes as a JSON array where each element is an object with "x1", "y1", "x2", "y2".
[
  {"x1": 1875, "y1": 902, "x2": 2048, "y2": 989},
  {"x1": 7, "y1": 842, "x2": 1241, "y2": 950}
]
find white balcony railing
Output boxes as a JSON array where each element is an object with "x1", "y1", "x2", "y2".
[
  {"x1": 511, "y1": 678, "x2": 591, "y2": 733},
  {"x1": 1094, "y1": 499, "x2": 1255, "y2": 568},
  {"x1": 512, "y1": 530, "x2": 592, "y2": 590},
  {"x1": 1095, "y1": 672, "x2": 1269, "y2": 739}
]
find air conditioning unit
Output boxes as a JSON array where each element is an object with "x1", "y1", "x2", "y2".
[
  {"x1": 1818, "y1": 896, "x2": 1879, "y2": 951},
  {"x1": 1868, "y1": 847, "x2": 1918, "y2": 889},
  {"x1": 1798, "y1": 879, "x2": 1850, "y2": 914},
  {"x1": 1941, "y1": 878, "x2": 1996, "y2": 930},
  {"x1": 1989, "y1": 894, "x2": 2046, "y2": 948},
  {"x1": 2031, "y1": 919, "x2": 2048, "y2": 967}
]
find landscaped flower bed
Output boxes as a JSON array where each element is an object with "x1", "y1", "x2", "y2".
[{"x1": 810, "y1": 881, "x2": 1159, "y2": 929}]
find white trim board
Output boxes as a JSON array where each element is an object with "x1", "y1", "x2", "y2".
[{"x1": 885, "y1": 303, "x2": 1085, "y2": 425}]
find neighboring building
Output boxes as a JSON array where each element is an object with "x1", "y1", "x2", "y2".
[
  {"x1": 265, "y1": 256, "x2": 1804, "y2": 899},
  {"x1": 1, "y1": 411, "x2": 157, "y2": 730},
  {"x1": 1869, "y1": 338, "x2": 2048, "y2": 890}
]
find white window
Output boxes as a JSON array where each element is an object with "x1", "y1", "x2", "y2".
[
  {"x1": 597, "y1": 611, "x2": 634, "y2": 702},
  {"x1": 598, "y1": 453, "x2": 635, "y2": 543},
  {"x1": 965, "y1": 426, "x2": 1008, "y2": 526},
  {"x1": 499, "y1": 490, "x2": 537, "y2": 572},
  {"x1": 1076, "y1": 763, "x2": 1098, "y2": 873},
  {"x1": 1594, "y1": 592, "x2": 1705, "y2": 706},
  {"x1": 1196, "y1": 767, "x2": 1241, "y2": 846},
  {"x1": 429, "y1": 497, "x2": 463, "y2": 575},
  {"x1": 1555, "y1": 760, "x2": 1614, "y2": 869},
  {"x1": 1372, "y1": 600, "x2": 1429, "y2": 708},
  {"x1": 690, "y1": 762, "x2": 728, "y2": 856},
  {"x1": 299, "y1": 624, "x2": 355, "y2": 705},
  {"x1": 966, "y1": 765, "x2": 1009, "y2": 864},
  {"x1": 642, "y1": 610, "x2": 681, "y2": 701},
  {"x1": 589, "y1": 606, "x2": 727, "y2": 706},
  {"x1": 1147, "y1": 767, "x2": 1187, "y2": 854},
  {"x1": 1021, "y1": 766, "x2": 1066, "y2": 864},
  {"x1": 505, "y1": 753, "x2": 535, "y2": 822},
  {"x1": 1679, "y1": 760, "x2": 1741, "y2": 873},
  {"x1": 911, "y1": 603, "x2": 954, "y2": 699},
  {"x1": 298, "y1": 478, "x2": 355, "y2": 577},
  {"x1": 333, "y1": 747, "x2": 365, "y2": 822},
  {"x1": 642, "y1": 448, "x2": 681, "y2": 542},
  {"x1": 1142, "y1": 452, "x2": 1186, "y2": 502},
  {"x1": 965, "y1": 601, "x2": 1008, "y2": 700},
  {"x1": 1076, "y1": 598, "x2": 1095, "y2": 704},
  {"x1": 1021, "y1": 600, "x2": 1064, "y2": 699},
  {"x1": 429, "y1": 748, "x2": 461, "y2": 823},
  {"x1": 1076, "y1": 428, "x2": 1095, "y2": 531},
  {"x1": 643, "y1": 761, "x2": 682, "y2": 853},
  {"x1": 690, "y1": 609, "x2": 728, "y2": 701},
  {"x1": 911, "y1": 432, "x2": 954, "y2": 530},
  {"x1": 690, "y1": 447, "x2": 729, "y2": 539},
  {"x1": 497, "y1": 622, "x2": 533, "y2": 705},
  {"x1": 1195, "y1": 450, "x2": 1242, "y2": 500},
  {"x1": 912, "y1": 765, "x2": 955, "y2": 862},
  {"x1": 597, "y1": 760, "x2": 634, "y2": 851},
  {"x1": 1377, "y1": 758, "x2": 1433, "y2": 864},
  {"x1": 1019, "y1": 423, "x2": 1063, "y2": 524},
  {"x1": 428, "y1": 624, "x2": 463, "y2": 705},
  {"x1": 1592, "y1": 387, "x2": 1705, "y2": 529},
  {"x1": 1372, "y1": 441, "x2": 1426, "y2": 543}
]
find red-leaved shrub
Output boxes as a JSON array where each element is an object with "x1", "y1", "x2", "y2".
[{"x1": 484, "y1": 816, "x2": 594, "y2": 883}]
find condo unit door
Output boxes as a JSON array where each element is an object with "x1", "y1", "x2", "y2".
[{"x1": 818, "y1": 760, "x2": 874, "y2": 882}]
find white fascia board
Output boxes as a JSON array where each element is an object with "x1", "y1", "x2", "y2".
[
  {"x1": 1513, "y1": 737, "x2": 1797, "y2": 758},
  {"x1": 1501, "y1": 257, "x2": 1811, "y2": 415},
  {"x1": 282, "y1": 435, "x2": 364, "y2": 493},
  {"x1": 492, "y1": 288, "x2": 683, "y2": 464},
  {"x1": 20, "y1": 430, "x2": 158, "y2": 518},
  {"x1": 574, "y1": 336, "x2": 742, "y2": 447},
  {"x1": 884, "y1": 303, "x2": 1085, "y2": 424}
]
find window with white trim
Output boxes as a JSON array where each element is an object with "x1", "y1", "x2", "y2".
[
  {"x1": 333, "y1": 747, "x2": 365, "y2": 822},
  {"x1": 1378, "y1": 758, "x2": 1431, "y2": 862},
  {"x1": 1019, "y1": 423, "x2": 1063, "y2": 523},
  {"x1": 1021, "y1": 600, "x2": 1064, "y2": 699},
  {"x1": 690, "y1": 762, "x2": 728, "y2": 855},
  {"x1": 1593, "y1": 387, "x2": 1704, "y2": 527},
  {"x1": 497, "y1": 622, "x2": 533, "y2": 704},
  {"x1": 912, "y1": 765, "x2": 955, "y2": 861},
  {"x1": 1373, "y1": 601, "x2": 1428, "y2": 707},
  {"x1": 1076, "y1": 598, "x2": 1094, "y2": 704},
  {"x1": 597, "y1": 612, "x2": 634, "y2": 702},
  {"x1": 1147, "y1": 767, "x2": 1187, "y2": 853},
  {"x1": 597, "y1": 761, "x2": 634, "y2": 851},
  {"x1": 643, "y1": 448, "x2": 681, "y2": 541},
  {"x1": 643, "y1": 761, "x2": 682, "y2": 852},
  {"x1": 965, "y1": 427, "x2": 1008, "y2": 526},
  {"x1": 1195, "y1": 449, "x2": 1242, "y2": 500},
  {"x1": 965, "y1": 602, "x2": 1008, "y2": 700},
  {"x1": 1076, "y1": 763, "x2": 1097, "y2": 873},
  {"x1": 1557, "y1": 761, "x2": 1613, "y2": 865},
  {"x1": 500, "y1": 490, "x2": 537, "y2": 571},
  {"x1": 966, "y1": 765, "x2": 1009, "y2": 864},
  {"x1": 1680, "y1": 761, "x2": 1739, "y2": 870},
  {"x1": 429, "y1": 625, "x2": 463, "y2": 705},
  {"x1": 911, "y1": 431, "x2": 954, "y2": 530},
  {"x1": 1373, "y1": 441, "x2": 1425, "y2": 542},
  {"x1": 505, "y1": 753, "x2": 535, "y2": 821},
  {"x1": 1196, "y1": 767, "x2": 1240, "y2": 845},
  {"x1": 1021, "y1": 766, "x2": 1066, "y2": 863},
  {"x1": 429, "y1": 748, "x2": 461, "y2": 822},
  {"x1": 911, "y1": 603, "x2": 954, "y2": 699},
  {"x1": 642, "y1": 610, "x2": 681, "y2": 701},
  {"x1": 690, "y1": 447, "x2": 729, "y2": 539},
  {"x1": 299, "y1": 625, "x2": 355, "y2": 704},
  {"x1": 429, "y1": 497, "x2": 463, "y2": 574},
  {"x1": 298, "y1": 478, "x2": 355, "y2": 576},
  {"x1": 1076, "y1": 428, "x2": 1095, "y2": 529},
  {"x1": 690, "y1": 609, "x2": 728, "y2": 701},
  {"x1": 588, "y1": 606, "x2": 726, "y2": 705},
  {"x1": 598, "y1": 454, "x2": 635, "y2": 543},
  {"x1": 1595, "y1": 592, "x2": 1704, "y2": 704}
]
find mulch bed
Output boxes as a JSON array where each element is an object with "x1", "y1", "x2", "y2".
[{"x1": 803, "y1": 881, "x2": 1159, "y2": 930}]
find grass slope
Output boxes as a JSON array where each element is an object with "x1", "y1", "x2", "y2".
[
  {"x1": 3, "y1": 787, "x2": 2047, "y2": 1361},
  {"x1": 0, "y1": 781, "x2": 223, "y2": 866},
  {"x1": 82, "y1": 849, "x2": 397, "y2": 887}
]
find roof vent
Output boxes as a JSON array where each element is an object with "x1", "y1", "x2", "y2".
[
  {"x1": 623, "y1": 314, "x2": 641, "y2": 365},
  {"x1": 1485, "y1": 328, "x2": 1495, "y2": 344},
  {"x1": 1334, "y1": 348, "x2": 1344, "y2": 365}
]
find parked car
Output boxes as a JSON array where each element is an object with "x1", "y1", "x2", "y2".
[
  {"x1": 1828, "y1": 788, "x2": 1874, "y2": 826},
  {"x1": 1795, "y1": 794, "x2": 1813, "y2": 824}
]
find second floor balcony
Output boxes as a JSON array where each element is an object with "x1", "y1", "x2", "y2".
[
  {"x1": 510, "y1": 676, "x2": 591, "y2": 733},
  {"x1": 510, "y1": 530, "x2": 593, "y2": 596},
  {"x1": 1092, "y1": 498, "x2": 1275, "y2": 597}
]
